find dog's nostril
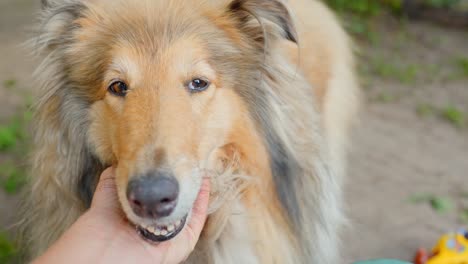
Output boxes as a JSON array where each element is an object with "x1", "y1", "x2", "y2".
[
  {"x1": 126, "y1": 172, "x2": 179, "y2": 218},
  {"x1": 131, "y1": 199, "x2": 142, "y2": 207},
  {"x1": 161, "y1": 198, "x2": 171, "y2": 203}
]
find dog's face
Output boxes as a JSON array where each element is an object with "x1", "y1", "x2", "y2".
[
  {"x1": 60, "y1": 0, "x2": 296, "y2": 241},
  {"x1": 85, "y1": 4, "x2": 246, "y2": 242},
  {"x1": 91, "y1": 40, "x2": 239, "y2": 241}
]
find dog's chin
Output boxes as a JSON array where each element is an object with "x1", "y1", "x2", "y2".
[{"x1": 136, "y1": 214, "x2": 188, "y2": 243}]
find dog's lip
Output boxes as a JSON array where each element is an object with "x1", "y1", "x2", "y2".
[{"x1": 136, "y1": 214, "x2": 188, "y2": 243}]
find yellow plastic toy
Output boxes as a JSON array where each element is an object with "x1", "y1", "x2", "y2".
[{"x1": 414, "y1": 229, "x2": 468, "y2": 264}]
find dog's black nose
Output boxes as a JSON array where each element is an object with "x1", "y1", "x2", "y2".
[{"x1": 126, "y1": 171, "x2": 179, "y2": 218}]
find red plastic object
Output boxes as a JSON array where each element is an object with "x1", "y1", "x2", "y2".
[{"x1": 414, "y1": 248, "x2": 428, "y2": 264}]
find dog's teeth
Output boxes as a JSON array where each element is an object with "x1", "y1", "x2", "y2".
[{"x1": 140, "y1": 219, "x2": 185, "y2": 237}]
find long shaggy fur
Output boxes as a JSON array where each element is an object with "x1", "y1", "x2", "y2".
[
  {"x1": 20, "y1": 0, "x2": 359, "y2": 263},
  {"x1": 19, "y1": 0, "x2": 104, "y2": 257}
]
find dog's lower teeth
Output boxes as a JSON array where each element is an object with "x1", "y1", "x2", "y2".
[{"x1": 141, "y1": 217, "x2": 187, "y2": 238}]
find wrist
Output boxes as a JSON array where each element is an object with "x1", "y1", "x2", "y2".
[{"x1": 32, "y1": 212, "x2": 110, "y2": 264}]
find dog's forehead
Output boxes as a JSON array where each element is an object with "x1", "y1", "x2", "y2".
[
  {"x1": 105, "y1": 38, "x2": 215, "y2": 82},
  {"x1": 81, "y1": 1, "x2": 225, "y2": 57},
  {"x1": 86, "y1": 0, "x2": 217, "y2": 33}
]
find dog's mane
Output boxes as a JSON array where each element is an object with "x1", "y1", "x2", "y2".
[
  {"x1": 222, "y1": 2, "x2": 342, "y2": 261},
  {"x1": 242, "y1": 52, "x2": 340, "y2": 263},
  {"x1": 19, "y1": 2, "x2": 106, "y2": 258}
]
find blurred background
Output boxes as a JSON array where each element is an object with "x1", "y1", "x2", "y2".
[{"x1": 0, "y1": 0, "x2": 467, "y2": 263}]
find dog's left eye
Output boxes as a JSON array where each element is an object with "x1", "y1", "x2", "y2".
[
  {"x1": 187, "y1": 78, "x2": 210, "y2": 93},
  {"x1": 108, "y1": 81, "x2": 128, "y2": 97}
]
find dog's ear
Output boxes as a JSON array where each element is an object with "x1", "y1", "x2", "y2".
[{"x1": 227, "y1": 0, "x2": 297, "y2": 44}]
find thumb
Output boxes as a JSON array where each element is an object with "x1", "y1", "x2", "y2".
[
  {"x1": 169, "y1": 177, "x2": 210, "y2": 262},
  {"x1": 90, "y1": 167, "x2": 121, "y2": 216}
]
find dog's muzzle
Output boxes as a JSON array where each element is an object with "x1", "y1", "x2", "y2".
[{"x1": 126, "y1": 170, "x2": 187, "y2": 242}]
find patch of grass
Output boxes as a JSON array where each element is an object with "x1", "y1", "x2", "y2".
[
  {"x1": 441, "y1": 105, "x2": 465, "y2": 127},
  {"x1": 409, "y1": 194, "x2": 453, "y2": 214},
  {"x1": 394, "y1": 24, "x2": 411, "y2": 49},
  {"x1": 0, "y1": 104, "x2": 32, "y2": 152},
  {"x1": 0, "y1": 163, "x2": 27, "y2": 194},
  {"x1": 325, "y1": 0, "x2": 382, "y2": 40},
  {"x1": 416, "y1": 104, "x2": 467, "y2": 128},
  {"x1": 376, "y1": 92, "x2": 396, "y2": 103},
  {"x1": 373, "y1": 59, "x2": 398, "y2": 78},
  {"x1": 381, "y1": 0, "x2": 461, "y2": 9},
  {"x1": 0, "y1": 117, "x2": 23, "y2": 152},
  {"x1": 430, "y1": 197, "x2": 453, "y2": 213},
  {"x1": 416, "y1": 103, "x2": 436, "y2": 117},
  {"x1": 0, "y1": 127, "x2": 18, "y2": 151},
  {"x1": 0, "y1": 233, "x2": 17, "y2": 264},
  {"x1": 381, "y1": 0, "x2": 404, "y2": 13},
  {"x1": 426, "y1": 0, "x2": 460, "y2": 8},
  {"x1": 461, "y1": 209, "x2": 468, "y2": 224},
  {"x1": 2, "y1": 79, "x2": 16, "y2": 90},
  {"x1": 0, "y1": 97, "x2": 32, "y2": 195},
  {"x1": 371, "y1": 58, "x2": 419, "y2": 84},
  {"x1": 399, "y1": 64, "x2": 418, "y2": 84},
  {"x1": 455, "y1": 57, "x2": 468, "y2": 77},
  {"x1": 326, "y1": 0, "x2": 382, "y2": 16},
  {"x1": 346, "y1": 16, "x2": 372, "y2": 37}
]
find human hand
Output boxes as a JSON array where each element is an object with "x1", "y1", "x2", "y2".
[{"x1": 33, "y1": 167, "x2": 210, "y2": 264}]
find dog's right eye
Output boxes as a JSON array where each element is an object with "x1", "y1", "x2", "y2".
[{"x1": 108, "y1": 81, "x2": 128, "y2": 97}]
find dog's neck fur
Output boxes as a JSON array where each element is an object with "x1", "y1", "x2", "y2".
[{"x1": 194, "y1": 114, "x2": 300, "y2": 263}]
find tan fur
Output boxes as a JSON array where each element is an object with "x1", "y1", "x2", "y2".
[{"x1": 21, "y1": 0, "x2": 359, "y2": 263}]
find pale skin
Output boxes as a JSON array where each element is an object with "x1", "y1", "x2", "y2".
[{"x1": 33, "y1": 168, "x2": 210, "y2": 264}]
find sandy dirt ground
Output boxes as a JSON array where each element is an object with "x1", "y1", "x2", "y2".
[
  {"x1": 0, "y1": 1, "x2": 467, "y2": 263},
  {"x1": 0, "y1": 0, "x2": 39, "y2": 234}
]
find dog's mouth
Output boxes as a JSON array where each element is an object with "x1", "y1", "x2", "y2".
[{"x1": 137, "y1": 214, "x2": 188, "y2": 242}]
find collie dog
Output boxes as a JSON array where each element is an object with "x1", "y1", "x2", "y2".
[{"x1": 21, "y1": 0, "x2": 358, "y2": 262}]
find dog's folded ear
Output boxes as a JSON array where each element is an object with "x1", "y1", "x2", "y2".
[{"x1": 227, "y1": 0, "x2": 298, "y2": 45}]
